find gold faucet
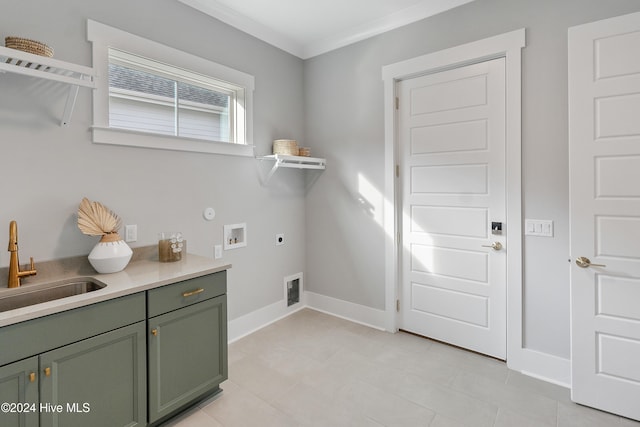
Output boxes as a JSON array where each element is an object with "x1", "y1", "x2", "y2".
[{"x1": 7, "y1": 220, "x2": 36, "y2": 288}]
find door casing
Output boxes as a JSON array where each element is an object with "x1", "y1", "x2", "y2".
[{"x1": 382, "y1": 29, "x2": 527, "y2": 372}]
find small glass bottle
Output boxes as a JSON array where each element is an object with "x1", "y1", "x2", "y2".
[{"x1": 158, "y1": 232, "x2": 185, "y2": 262}]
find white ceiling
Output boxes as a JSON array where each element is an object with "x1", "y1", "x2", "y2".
[{"x1": 177, "y1": 0, "x2": 475, "y2": 59}]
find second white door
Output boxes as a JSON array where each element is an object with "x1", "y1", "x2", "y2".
[
  {"x1": 399, "y1": 58, "x2": 507, "y2": 359},
  {"x1": 569, "y1": 11, "x2": 640, "y2": 421}
]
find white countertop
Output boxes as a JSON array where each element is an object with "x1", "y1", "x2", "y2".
[{"x1": 0, "y1": 253, "x2": 231, "y2": 328}]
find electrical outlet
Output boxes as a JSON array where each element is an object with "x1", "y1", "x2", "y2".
[
  {"x1": 275, "y1": 233, "x2": 285, "y2": 246},
  {"x1": 214, "y1": 245, "x2": 222, "y2": 259},
  {"x1": 125, "y1": 224, "x2": 137, "y2": 242}
]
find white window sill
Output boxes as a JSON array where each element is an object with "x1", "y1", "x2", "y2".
[{"x1": 92, "y1": 126, "x2": 255, "y2": 157}]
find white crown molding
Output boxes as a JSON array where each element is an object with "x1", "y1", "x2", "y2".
[
  {"x1": 178, "y1": 0, "x2": 475, "y2": 59},
  {"x1": 178, "y1": 0, "x2": 305, "y2": 57},
  {"x1": 303, "y1": 0, "x2": 475, "y2": 59}
]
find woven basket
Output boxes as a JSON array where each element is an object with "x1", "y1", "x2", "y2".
[
  {"x1": 273, "y1": 139, "x2": 299, "y2": 156},
  {"x1": 5, "y1": 37, "x2": 54, "y2": 57},
  {"x1": 298, "y1": 147, "x2": 311, "y2": 157}
]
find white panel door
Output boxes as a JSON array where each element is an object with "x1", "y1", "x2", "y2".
[
  {"x1": 399, "y1": 58, "x2": 506, "y2": 359},
  {"x1": 569, "y1": 11, "x2": 640, "y2": 421}
]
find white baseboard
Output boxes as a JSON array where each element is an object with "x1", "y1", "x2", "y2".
[
  {"x1": 228, "y1": 298, "x2": 305, "y2": 343},
  {"x1": 515, "y1": 348, "x2": 571, "y2": 388},
  {"x1": 304, "y1": 291, "x2": 387, "y2": 331},
  {"x1": 228, "y1": 290, "x2": 388, "y2": 343}
]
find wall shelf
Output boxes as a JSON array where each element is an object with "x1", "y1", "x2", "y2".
[
  {"x1": 257, "y1": 154, "x2": 326, "y2": 185},
  {"x1": 0, "y1": 46, "x2": 95, "y2": 126}
]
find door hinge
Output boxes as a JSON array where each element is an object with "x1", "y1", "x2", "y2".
[
  {"x1": 395, "y1": 97, "x2": 399, "y2": 110},
  {"x1": 395, "y1": 164, "x2": 399, "y2": 177},
  {"x1": 396, "y1": 299, "x2": 400, "y2": 312}
]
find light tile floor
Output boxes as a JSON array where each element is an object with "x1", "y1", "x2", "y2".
[{"x1": 162, "y1": 308, "x2": 640, "y2": 427}]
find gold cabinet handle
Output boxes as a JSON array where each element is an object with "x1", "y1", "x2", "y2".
[
  {"x1": 481, "y1": 242, "x2": 503, "y2": 251},
  {"x1": 575, "y1": 257, "x2": 606, "y2": 268},
  {"x1": 182, "y1": 288, "x2": 205, "y2": 298},
  {"x1": 44, "y1": 367, "x2": 51, "y2": 377},
  {"x1": 151, "y1": 329, "x2": 158, "y2": 336},
  {"x1": 29, "y1": 372, "x2": 36, "y2": 383}
]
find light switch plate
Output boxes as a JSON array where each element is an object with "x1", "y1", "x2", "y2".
[
  {"x1": 525, "y1": 219, "x2": 553, "y2": 237},
  {"x1": 125, "y1": 224, "x2": 137, "y2": 242}
]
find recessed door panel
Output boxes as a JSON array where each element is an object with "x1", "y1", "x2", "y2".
[
  {"x1": 597, "y1": 276, "x2": 640, "y2": 321},
  {"x1": 410, "y1": 74, "x2": 487, "y2": 115},
  {"x1": 596, "y1": 156, "x2": 640, "y2": 198},
  {"x1": 411, "y1": 244, "x2": 488, "y2": 282},
  {"x1": 411, "y1": 206, "x2": 488, "y2": 238},
  {"x1": 595, "y1": 216, "x2": 640, "y2": 259},
  {"x1": 595, "y1": 30, "x2": 640, "y2": 79},
  {"x1": 598, "y1": 334, "x2": 640, "y2": 383},
  {"x1": 411, "y1": 120, "x2": 487, "y2": 154},
  {"x1": 411, "y1": 283, "x2": 488, "y2": 327},
  {"x1": 411, "y1": 164, "x2": 488, "y2": 194},
  {"x1": 596, "y1": 94, "x2": 640, "y2": 139}
]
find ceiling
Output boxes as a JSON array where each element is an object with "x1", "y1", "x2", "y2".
[{"x1": 177, "y1": 0, "x2": 475, "y2": 59}]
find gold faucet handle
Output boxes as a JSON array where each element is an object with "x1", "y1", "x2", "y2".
[{"x1": 17, "y1": 257, "x2": 37, "y2": 278}]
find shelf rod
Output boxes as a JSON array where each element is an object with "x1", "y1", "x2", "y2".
[
  {"x1": 0, "y1": 46, "x2": 94, "y2": 75},
  {"x1": 275, "y1": 163, "x2": 326, "y2": 170},
  {"x1": 0, "y1": 62, "x2": 95, "y2": 88}
]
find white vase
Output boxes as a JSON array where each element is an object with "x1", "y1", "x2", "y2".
[{"x1": 88, "y1": 233, "x2": 133, "y2": 274}]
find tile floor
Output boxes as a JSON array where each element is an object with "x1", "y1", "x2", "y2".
[{"x1": 162, "y1": 308, "x2": 640, "y2": 427}]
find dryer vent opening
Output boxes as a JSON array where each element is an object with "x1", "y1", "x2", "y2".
[{"x1": 287, "y1": 278, "x2": 300, "y2": 307}]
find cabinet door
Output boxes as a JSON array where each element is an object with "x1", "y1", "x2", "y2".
[
  {"x1": 148, "y1": 295, "x2": 227, "y2": 423},
  {"x1": 0, "y1": 357, "x2": 38, "y2": 427},
  {"x1": 39, "y1": 322, "x2": 147, "y2": 427}
]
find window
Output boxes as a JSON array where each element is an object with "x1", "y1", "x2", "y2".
[
  {"x1": 88, "y1": 20, "x2": 254, "y2": 156},
  {"x1": 108, "y1": 50, "x2": 234, "y2": 142}
]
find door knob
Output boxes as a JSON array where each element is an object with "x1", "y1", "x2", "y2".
[
  {"x1": 482, "y1": 242, "x2": 503, "y2": 250},
  {"x1": 575, "y1": 257, "x2": 606, "y2": 268}
]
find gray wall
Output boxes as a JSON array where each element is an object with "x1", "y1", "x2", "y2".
[
  {"x1": 5, "y1": 0, "x2": 640, "y2": 362},
  {"x1": 0, "y1": 0, "x2": 306, "y2": 320},
  {"x1": 304, "y1": 0, "x2": 640, "y2": 359}
]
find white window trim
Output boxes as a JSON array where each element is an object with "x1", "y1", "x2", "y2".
[{"x1": 87, "y1": 19, "x2": 255, "y2": 157}]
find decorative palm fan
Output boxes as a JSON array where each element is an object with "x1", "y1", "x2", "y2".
[
  {"x1": 77, "y1": 197, "x2": 132, "y2": 273},
  {"x1": 77, "y1": 197, "x2": 123, "y2": 242}
]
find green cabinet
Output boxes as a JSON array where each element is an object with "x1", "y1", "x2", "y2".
[
  {"x1": 0, "y1": 357, "x2": 38, "y2": 427},
  {"x1": 0, "y1": 323, "x2": 146, "y2": 427},
  {"x1": 0, "y1": 270, "x2": 227, "y2": 427},
  {"x1": 0, "y1": 293, "x2": 147, "y2": 427},
  {"x1": 40, "y1": 322, "x2": 146, "y2": 427},
  {"x1": 147, "y1": 272, "x2": 227, "y2": 424}
]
